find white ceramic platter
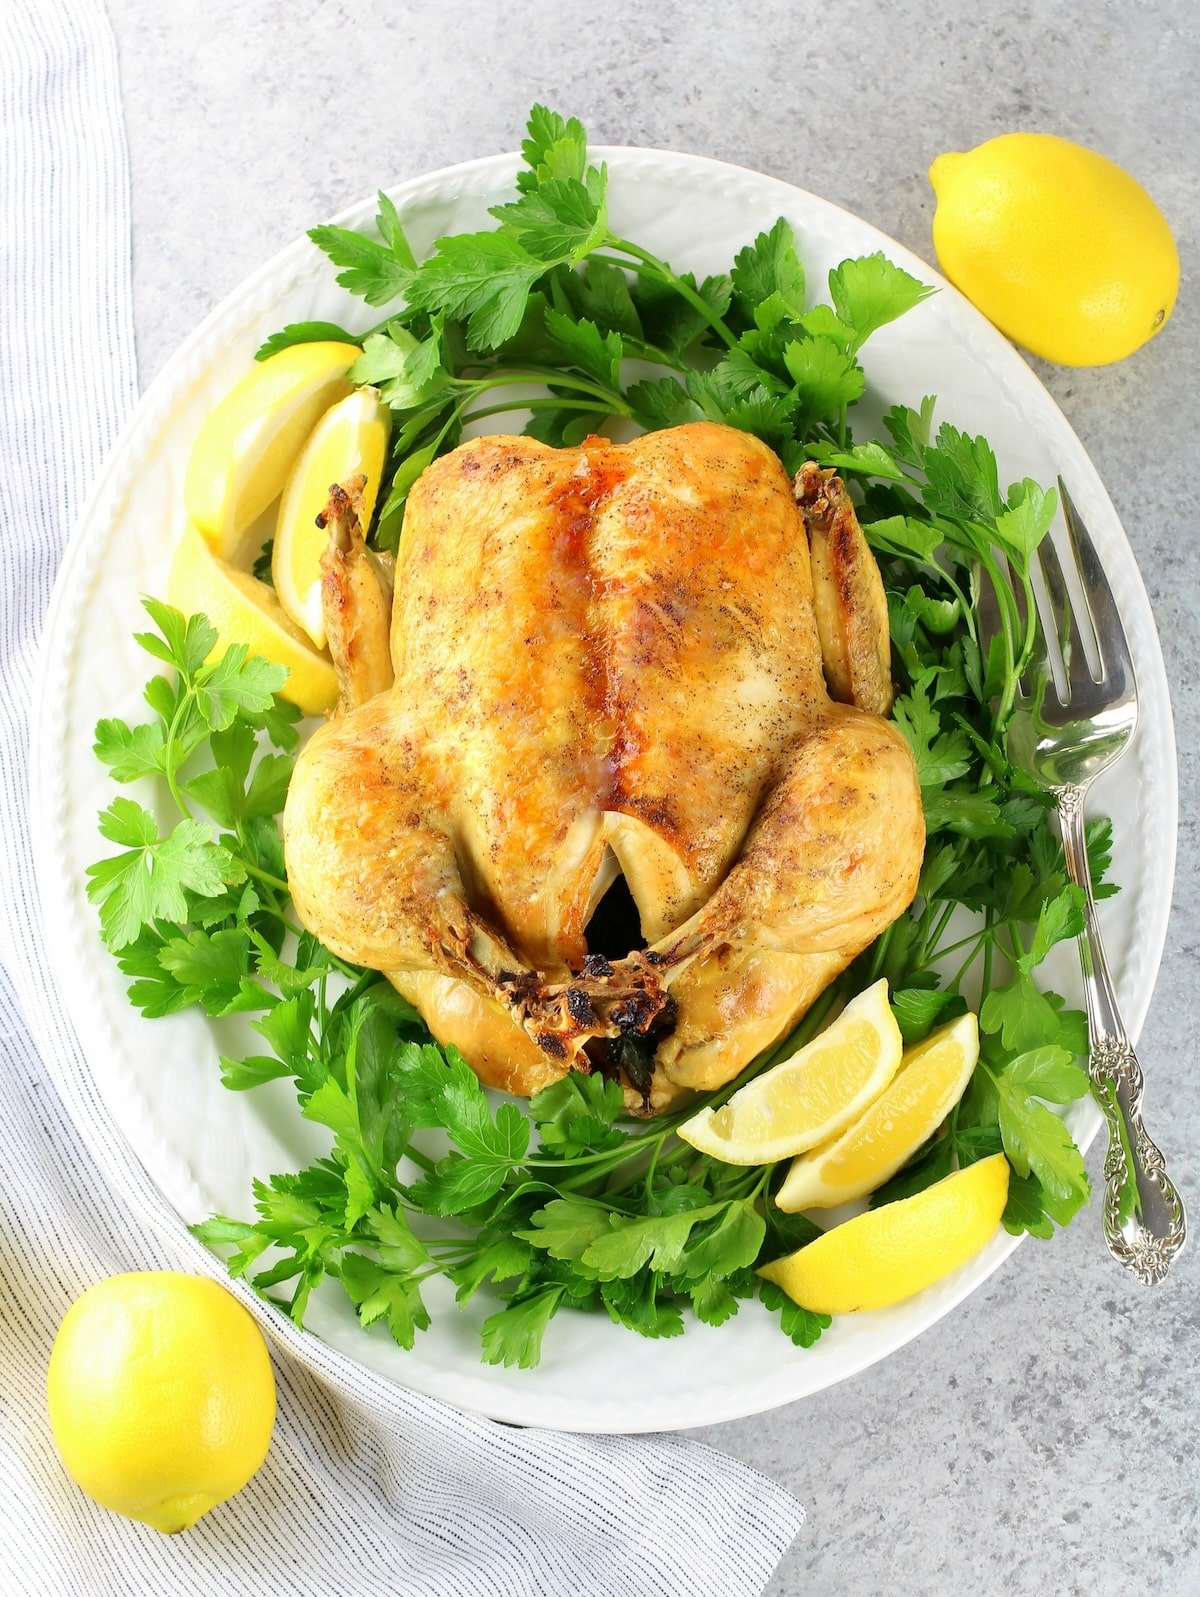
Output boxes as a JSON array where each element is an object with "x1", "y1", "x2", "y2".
[{"x1": 32, "y1": 148, "x2": 1177, "y2": 1433}]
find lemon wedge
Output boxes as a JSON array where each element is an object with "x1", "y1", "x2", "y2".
[
  {"x1": 47, "y1": 1272, "x2": 275, "y2": 1534},
  {"x1": 168, "y1": 523, "x2": 338, "y2": 716},
  {"x1": 759, "y1": 1152, "x2": 1010, "y2": 1315},
  {"x1": 272, "y1": 387, "x2": 392, "y2": 647},
  {"x1": 776, "y1": 1012, "x2": 979, "y2": 1211},
  {"x1": 677, "y1": 979, "x2": 903, "y2": 1164},
  {"x1": 184, "y1": 341, "x2": 360, "y2": 561}
]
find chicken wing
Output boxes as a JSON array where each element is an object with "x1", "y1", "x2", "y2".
[
  {"x1": 796, "y1": 462, "x2": 894, "y2": 717},
  {"x1": 319, "y1": 476, "x2": 395, "y2": 713}
]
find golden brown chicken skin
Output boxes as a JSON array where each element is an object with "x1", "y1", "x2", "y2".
[
  {"x1": 283, "y1": 422, "x2": 924, "y2": 1111},
  {"x1": 796, "y1": 462, "x2": 894, "y2": 718},
  {"x1": 318, "y1": 476, "x2": 395, "y2": 713}
]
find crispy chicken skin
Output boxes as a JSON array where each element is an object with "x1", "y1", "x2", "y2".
[{"x1": 284, "y1": 422, "x2": 924, "y2": 1111}]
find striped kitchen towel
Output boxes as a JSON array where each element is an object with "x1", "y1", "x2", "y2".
[{"x1": 0, "y1": 3, "x2": 804, "y2": 1593}]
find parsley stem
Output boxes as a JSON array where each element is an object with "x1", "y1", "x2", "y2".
[
  {"x1": 269, "y1": 908, "x2": 360, "y2": 982},
  {"x1": 588, "y1": 251, "x2": 659, "y2": 274},
  {"x1": 866, "y1": 923, "x2": 896, "y2": 983},
  {"x1": 456, "y1": 366, "x2": 632, "y2": 415},
  {"x1": 936, "y1": 566, "x2": 977, "y2": 646},
  {"x1": 163, "y1": 691, "x2": 197, "y2": 820},
  {"x1": 923, "y1": 900, "x2": 959, "y2": 962},
  {"x1": 642, "y1": 1136, "x2": 663, "y2": 1200},
  {"x1": 928, "y1": 925, "x2": 990, "y2": 963},
  {"x1": 433, "y1": 398, "x2": 471, "y2": 448},
  {"x1": 947, "y1": 938, "x2": 986, "y2": 994},
  {"x1": 461, "y1": 398, "x2": 616, "y2": 428},
  {"x1": 606, "y1": 236, "x2": 738, "y2": 350},
  {"x1": 240, "y1": 860, "x2": 290, "y2": 894},
  {"x1": 1018, "y1": 566, "x2": 1040, "y2": 679},
  {"x1": 977, "y1": 549, "x2": 1023, "y2": 725},
  {"x1": 620, "y1": 337, "x2": 689, "y2": 372},
  {"x1": 528, "y1": 1132, "x2": 659, "y2": 1177}
]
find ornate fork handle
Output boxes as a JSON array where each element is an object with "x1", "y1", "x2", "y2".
[{"x1": 1057, "y1": 783, "x2": 1187, "y2": 1283}]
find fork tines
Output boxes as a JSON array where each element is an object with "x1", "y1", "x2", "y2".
[{"x1": 1031, "y1": 480, "x2": 1135, "y2": 708}]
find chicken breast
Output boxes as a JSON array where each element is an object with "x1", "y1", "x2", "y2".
[{"x1": 283, "y1": 422, "x2": 924, "y2": 1110}]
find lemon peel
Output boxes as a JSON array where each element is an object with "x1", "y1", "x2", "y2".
[
  {"x1": 168, "y1": 522, "x2": 338, "y2": 715},
  {"x1": 776, "y1": 1012, "x2": 979, "y2": 1211},
  {"x1": 184, "y1": 341, "x2": 360, "y2": 560},
  {"x1": 47, "y1": 1272, "x2": 275, "y2": 1534},
  {"x1": 273, "y1": 387, "x2": 392, "y2": 647},
  {"x1": 760, "y1": 1152, "x2": 1010, "y2": 1315},
  {"x1": 929, "y1": 133, "x2": 1178, "y2": 366},
  {"x1": 678, "y1": 979, "x2": 903, "y2": 1164}
]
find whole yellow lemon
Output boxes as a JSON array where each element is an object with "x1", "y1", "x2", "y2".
[
  {"x1": 46, "y1": 1272, "x2": 276, "y2": 1534},
  {"x1": 929, "y1": 132, "x2": 1179, "y2": 366}
]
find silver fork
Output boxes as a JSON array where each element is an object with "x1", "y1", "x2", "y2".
[{"x1": 1004, "y1": 479, "x2": 1185, "y2": 1283}]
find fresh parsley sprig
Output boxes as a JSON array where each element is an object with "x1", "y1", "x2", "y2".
[
  {"x1": 287, "y1": 104, "x2": 936, "y2": 547},
  {"x1": 194, "y1": 977, "x2": 844, "y2": 1368},
  {"x1": 89, "y1": 601, "x2": 319, "y2": 1009}
]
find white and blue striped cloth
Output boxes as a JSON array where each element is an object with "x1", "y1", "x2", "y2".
[{"x1": 0, "y1": 3, "x2": 804, "y2": 1592}]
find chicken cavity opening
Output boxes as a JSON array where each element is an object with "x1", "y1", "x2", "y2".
[{"x1": 584, "y1": 870, "x2": 647, "y2": 963}]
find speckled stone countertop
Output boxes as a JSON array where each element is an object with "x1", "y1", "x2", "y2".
[{"x1": 106, "y1": 1, "x2": 1198, "y2": 1591}]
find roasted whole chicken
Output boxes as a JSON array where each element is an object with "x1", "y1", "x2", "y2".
[{"x1": 283, "y1": 422, "x2": 924, "y2": 1112}]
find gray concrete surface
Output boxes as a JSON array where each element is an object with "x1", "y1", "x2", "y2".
[{"x1": 106, "y1": 1, "x2": 1198, "y2": 1592}]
